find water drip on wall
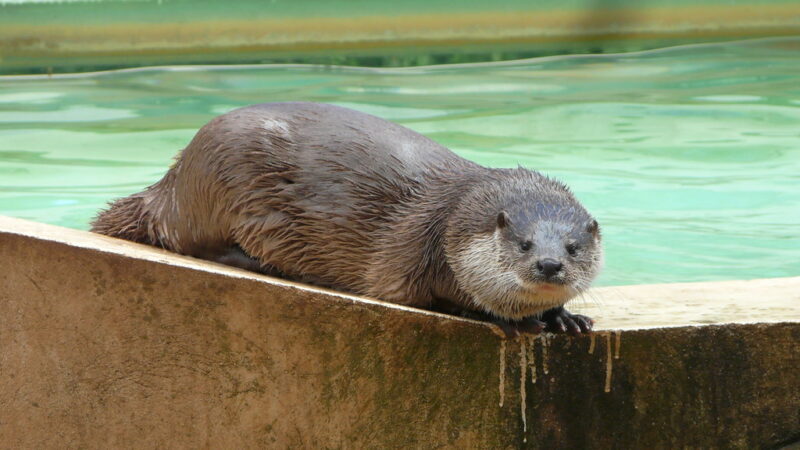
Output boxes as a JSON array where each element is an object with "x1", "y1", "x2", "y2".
[
  {"x1": 528, "y1": 335, "x2": 537, "y2": 384},
  {"x1": 499, "y1": 340, "x2": 506, "y2": 407},
  {"x1": 604, "y1": 332, "x2": 613, "y2": 393},
  {"x1": 519, "y1": 337, "x2": 528, "y2": 442},
  {"x1": 540, "y1": 334, "x2": 549, "y2": 375}
]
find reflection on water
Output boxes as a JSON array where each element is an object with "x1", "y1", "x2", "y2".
[{"x1": 1, "y1": 37, "x2": 799, "y2": 286}]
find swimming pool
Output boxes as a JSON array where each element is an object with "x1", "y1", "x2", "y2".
[{"x1": 1, "y1": 37, "x2": 798, "y2": 286}]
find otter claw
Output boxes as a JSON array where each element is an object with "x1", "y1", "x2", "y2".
[
  {"x1": 492, "y1": 317, "x2": 546, "y2": 339},
  {"x1": 493, "y1": 321, "x2": 522, "y2": 339},
  {"x1": 518, "y1": 317, "x2": 547, "y2": 334},
  {"x1": 541, "y1": 307, "x2": 594, "y2": 335},
  {"x1": 487, "y1": 309, "x2": 594, "y2": 339},
  {"x1": 573, "y1": 315, "x2": 594, "y2": 334},
  {"x1": 552, "y1": 315, "x2": 567, "y2": 333}
]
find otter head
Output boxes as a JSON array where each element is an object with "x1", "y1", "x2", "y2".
[{"x1": 444, "y1": 169, "x2": 603, "y2": 321}]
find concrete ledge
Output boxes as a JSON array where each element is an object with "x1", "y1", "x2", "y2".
[
  {"x1": 576, "y1": 277, "x2": 800, "y2": 330},
  {"x1": 1, "y1": 215, "x2": 798, "y2": 448}
]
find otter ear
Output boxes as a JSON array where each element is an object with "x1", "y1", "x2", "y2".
[
  {"x1": 496, "y1": 211, "x2": 510, "y2": 229},
  {"x1": 587, "y1": 219, "x2": 599, "y2": 236}
]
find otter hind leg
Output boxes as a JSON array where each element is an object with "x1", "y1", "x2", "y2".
[{"x1": 194, "y1": 245, "x2": 277, "y2": 275}]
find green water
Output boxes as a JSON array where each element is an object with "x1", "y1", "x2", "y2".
[{"x1": 1, "y1": 37, "x2": 799, "y2": 286}]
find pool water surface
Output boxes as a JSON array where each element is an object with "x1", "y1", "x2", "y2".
[{"x1": 1, "y1": 37, "x2": 798, "y2": 286}]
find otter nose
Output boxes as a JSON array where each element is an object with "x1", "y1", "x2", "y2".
[{"x1": 537, "y1": 258, "x2": 563, "y2": 278}]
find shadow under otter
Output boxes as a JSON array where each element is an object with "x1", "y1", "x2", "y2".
[{"x1": 92, "y1": 102, "x2": 603, "y2": 337}]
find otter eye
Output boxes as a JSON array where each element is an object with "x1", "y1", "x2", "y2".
[
  {"x1": 566, "y1": 242, "x2": 578, "y2": 256},
  {"x1": 520, "y1": 241, "x2": 532, "y2": 252}
]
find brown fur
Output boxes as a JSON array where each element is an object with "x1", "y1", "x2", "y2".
[{"x1": 92, "y1": 102, "x2": 602, "y2": 324}]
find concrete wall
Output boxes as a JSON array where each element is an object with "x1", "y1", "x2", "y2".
[{"x1": 1, "y1": 215, "x2": 798, "y2": 448}]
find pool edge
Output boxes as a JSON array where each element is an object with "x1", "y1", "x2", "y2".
[{"x1": 1, "y1": 214, "x2": 798, "y2": 447}]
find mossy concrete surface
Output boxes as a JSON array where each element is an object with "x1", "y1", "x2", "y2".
[{"x1": 1, "y1": 215, "x2": 798, "y2": 448}]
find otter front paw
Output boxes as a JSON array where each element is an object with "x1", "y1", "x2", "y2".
[
  {"x1": 491, "y1": 317, "x2": 547, "y2": 338},
  {"x1": 540, "y1": 306, "x2": 594, "y2": 335}
]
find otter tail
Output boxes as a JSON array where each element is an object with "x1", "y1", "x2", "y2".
[{"x1": 90, "y1": 192, "x2": 166, "y2": 247}]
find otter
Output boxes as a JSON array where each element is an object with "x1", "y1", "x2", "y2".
[{"x1": 92, "y1": 102, "x2": 602, "y2": 337}]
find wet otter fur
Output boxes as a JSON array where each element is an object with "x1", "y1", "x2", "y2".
[{"x1": 92, "y1": 102, "x2": 602, "y2": 336}]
